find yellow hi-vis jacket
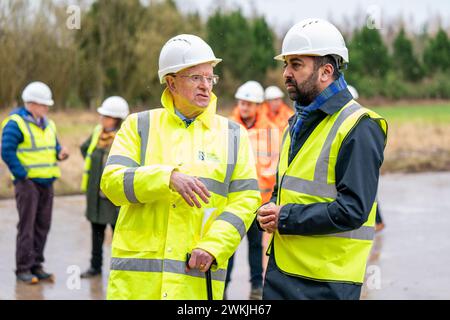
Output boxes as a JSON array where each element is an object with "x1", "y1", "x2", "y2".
[
  {"x1": 1, "y1": 114, "x2": 60, "y2": 180},
  {"x1": 80, "y1": 125, "x2": 102, "y2": 192},
  {"x1": 101, "y1": 88, "x2": 261, "y2": 300},
  {"x1": 273, "y1": 101, "x2": 387, "y2": 284}
]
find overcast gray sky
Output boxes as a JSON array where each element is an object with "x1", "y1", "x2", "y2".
[{"x1": 174, "y1": 0, "x2": 450, "y2": 35}]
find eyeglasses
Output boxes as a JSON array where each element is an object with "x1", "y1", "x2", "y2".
[{"x1": 172, "y1": 74, "x2": 220, "y2": 86}]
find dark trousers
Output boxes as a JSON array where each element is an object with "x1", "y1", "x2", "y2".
[
  {"x1": 90, "y1": 222, "x2": 115, "y2": 270},
  {"x1": 225, "y1": 219, "x2": 263, "y2": 289},
  {"x1": 14, "y1": 180, "x2": 53, "y2": 274}
]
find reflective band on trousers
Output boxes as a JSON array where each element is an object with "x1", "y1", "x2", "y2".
[
  {"x1": 216, "y1": 211, "x2": 246, "y2": 239},
  {"x1": 110, "y1": 257, "x2": 227, "y2": 282}
]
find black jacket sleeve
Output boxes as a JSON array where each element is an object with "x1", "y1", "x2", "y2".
[{"x1": 277, "y1": 116, "x2": 386, "y2": 235}]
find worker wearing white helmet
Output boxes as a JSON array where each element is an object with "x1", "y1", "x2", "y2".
[
  {"x1": 226, "y1": 80, "x2": 278, "y2": 300},
  {"x1": 256, "y1": 18, "x2": 388, "y2": 300},
  {"x1": 1, "y1": 81, "x2": 69, "y2": 284},
  {"x1": 79, "y1": 96, "x2": 130, "y2": 279},
  {"x1": 263, "y1": 85, "x2": 294, "y2": 131},
  {"x1": 101, "y1": 34, "x2": 260, "y2": 299}
]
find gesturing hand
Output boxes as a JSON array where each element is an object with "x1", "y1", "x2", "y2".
[
  {"x1": 257, "y1": 202, "x2": 282, "y2": 233},
  {"x1": 169, "y1": 171, "x2": 211, "y2": 208},
  {"x1": 58, "y1": 146, "x2": 69, "y2": 161}
]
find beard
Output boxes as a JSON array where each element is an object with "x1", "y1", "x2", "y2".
[{"x1": 285, "y1": 71, "x2": 321, "y2": 106}]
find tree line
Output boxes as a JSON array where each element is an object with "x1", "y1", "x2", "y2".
[{"x1": 1, "y1": 0, "x2": 449, "y2": 110}]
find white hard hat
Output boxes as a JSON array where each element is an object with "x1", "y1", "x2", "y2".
[
  {"x1": 265, "y1": 86, "x2": 285, "y2": 100},
  {"x1": 97, "y1": 96, "x2": 130, "y2": 120},
  {"x1": 158, "y1": 34, "x2": 222, "y2": 84},
  {"x1": 235, "y1": 81, "x2": 265, "y2": 104},
  {"x1": 275, "y1": 18, "x2": 349, "y2": 68},
  {"x1": 347, "y1": 85, "x2": 359, "y2": 99},
  {"x1": 21, "y1": 81, "x2": 54, "y2": 106}
]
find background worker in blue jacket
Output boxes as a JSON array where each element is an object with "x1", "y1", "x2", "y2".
[{"x1": 1, "y1": 81, "x2": 69, "y2": 284}]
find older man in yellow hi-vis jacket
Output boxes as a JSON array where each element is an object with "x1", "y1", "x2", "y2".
[{"x1": 100, "y1": 34, "x2": 261, "y2": 300}]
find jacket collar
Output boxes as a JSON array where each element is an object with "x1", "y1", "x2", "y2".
[
  {"x1": 318, "y1": 88, "x2": 354, "y2": 115},
  {"x1": 287, "y1": 87, "x2": 354, "y2": 127},
  {"x1": 160, "y1": 88, "x2": 216, "y2": 129},
  {"x1": 16, "y1": 106, "x2": 48, "y2": 129}
]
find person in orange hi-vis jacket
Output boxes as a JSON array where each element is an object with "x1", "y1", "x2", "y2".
[
  {"x1": 225, "y1": 80, "x2": 279, "y2": 300},
  {"x1": 263, "y1": 85, "x2": 294, "y2": 133}
]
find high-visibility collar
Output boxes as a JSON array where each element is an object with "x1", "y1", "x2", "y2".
[{"x1": 160, "y1": 88, "x2": 217, "y2": 129}]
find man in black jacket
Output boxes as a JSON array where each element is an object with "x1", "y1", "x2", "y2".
[{"x1": 257, "y1": 18, "x2": 387, "y2": 300}]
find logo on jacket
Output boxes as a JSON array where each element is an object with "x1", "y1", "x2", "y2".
[{"x1": 198, "y1": 151, "x2": 219, "y2": 163}]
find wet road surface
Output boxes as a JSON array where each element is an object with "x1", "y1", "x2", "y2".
[{"x1": 1, "y1": 172, "x2": 449, "y2": 300}]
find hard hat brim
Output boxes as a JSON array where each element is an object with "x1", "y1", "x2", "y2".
[
  {"x1": 159, "y1": 58, "x2": 222, "y2": 84},
  {"x1": 23, "y1": 98, "x2": 54, "y2": 106},
  {"x1": 274, "y1": 49, "x2": 349, "y2": 64},
  {"x1": 234, "y1": 93, "x2": 264, "y2": 104},
  {"x1": 97, "y1": 107, "x2": 127, "y2": 120}
]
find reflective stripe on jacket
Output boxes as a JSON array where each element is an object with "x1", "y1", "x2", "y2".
[
  {"x1": 274, "y1": 100, "x2": 387, "y2": 284},
  {"x1": 101, "y1": 88, "x2": 261, "y2": 299},
  {"x1": 1, "y1": 114, "x2": 60, "y2": 180}
]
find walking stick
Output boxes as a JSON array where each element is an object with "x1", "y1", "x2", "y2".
[{"x1": 205, "y1": 266, "x2": 213, "y2": 300}]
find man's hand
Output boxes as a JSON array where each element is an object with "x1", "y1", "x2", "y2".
[
  {"x1": 186, "y1": 248, "x2": 215, "y2": 273},
  {"x1": 169, "y1": 171, "x2": 210, "y2": 208},
  {"x1": 58, "y1": 147, "x2": 69, "y2": 161},
  {"x1": 257, "y1": 202, "x2": 282, "y2": 233}
]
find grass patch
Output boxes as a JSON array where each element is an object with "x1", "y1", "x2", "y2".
[
  {"x1": 373, "y1": 102, "x2": 450, "y2": 173},
  {"x1": 373, "y1": 103, "x2": 450, "y2": 124}
]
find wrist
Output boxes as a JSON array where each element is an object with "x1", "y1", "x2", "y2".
[{"x1": 169, "y1": 168, "x2": 179, "y2": 191}]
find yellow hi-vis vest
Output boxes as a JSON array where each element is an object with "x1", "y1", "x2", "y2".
[
  {"x1": 100, "y1": 88, "x2": 261, "y2": 300},
  {"x1": 1, "y1": 114, "x2": 61, "y2": 180},
  {"x1": 274, "y1": 100, "x2": 387, "y2": 284},
  {"x1": 81, "y1": 125, "x2": 102, "y2": 192}
]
